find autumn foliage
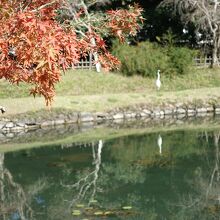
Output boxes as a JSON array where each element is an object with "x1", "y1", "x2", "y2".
[
  {"x1": 107, "y1": 4, "x2": 144, "y2": 42},
  {"x1": 0, "y1": 0, "x2": 143, "y2": 105}
]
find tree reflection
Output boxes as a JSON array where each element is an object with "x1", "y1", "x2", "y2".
[
  {"x1": 0, "y1": 153, "x2": 34, "y2": 220},
  {"x1": 170, "y1": 131, "x2": 220, "y2": 220},
  {"x1": 0, "y1": 153, "x2": 48, "y2": 220},
  {"x1": 62, "y1": 140, "x2": 103, "y2": 209},
  {"x1": 3, "y1": 128, "x2": 220, "y2": 219}
]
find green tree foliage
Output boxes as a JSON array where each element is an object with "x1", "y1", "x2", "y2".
[
  {"x1": 112, "y1": 41, "x2": 196, "y2": 77},
  {"x1": 112, "y1": 41, "x2": 170, "y2": 77},
  {"x1": 160, "y1": 0, "x2": 220, "y2": 67},
  {"x1": 168, "y1": 47, "x2": 196, "y2": 75}
]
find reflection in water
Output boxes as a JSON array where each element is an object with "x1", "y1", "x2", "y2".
[
  {"x1": 157, "y1": 134, "x2": 162, "y2": 155},
  {"x1": 171, "y1": 131, "x2": 220, "y2": 220},
  {"x1": 62, "y1": 140, "x2": 103, "y2": 210},
  {"x1": 0, "y1": 153, "x2": 33, "y2": 220},
  {"x1": 1, "y1": 129, "x2": 220, "y2": 219},
  {"x1": 0, "y1": 152, "x2": 49, "y2": 220}
]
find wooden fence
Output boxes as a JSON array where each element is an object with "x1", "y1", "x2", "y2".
[
  {"x1": 71, "y1": 57, "x2": 220, "y2": 70},
  {"x1": 194, "y1": 57, "x2": 220, "y2": 67},
  {"x1": 73, "y1": 59, "x2": 95, "y2": 70}
]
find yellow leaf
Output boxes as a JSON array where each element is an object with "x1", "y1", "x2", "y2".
[
  {"x1": 49, "y1": 48, "x2": 55, "y2": 60},
  {"x1": 36, "y1": 60, "x2": 47, "y2": 70}
]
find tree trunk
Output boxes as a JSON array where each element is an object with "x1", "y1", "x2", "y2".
[
  {"x1": 0, "y1": 154, "x2": 5, "y2": 220},
  {"x1": 90, "y1": 38, "x2": 101, "y2": 73},
  {"x1": 211, "y1": 32, "x2": 220, "y2": 68},
  {"x1": 81, "y1": 0, "x2": 101, "y2": 73},
  {"x1": 0, "y1": 153, "x2": 4, "y2": 202}
]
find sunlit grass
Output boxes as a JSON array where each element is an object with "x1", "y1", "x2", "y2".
[
  {"x1": 0, "y1": 68, "x2": 220, "y2": 98},
  {"x1": 0, "y1": 67, "x2": 220, "y2": 116}
]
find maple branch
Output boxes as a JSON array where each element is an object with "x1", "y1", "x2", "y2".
[
  {"x1": 31, "y1": 0, "x2": 57, "y2": 12},
  {"x1": 22, "y1": 0, "x2": 33, "y2": 11},
  {"x1": 87, "y1": 0, "x2": 110, "y2": 9},
  {"x1": 75, "y1": 29, "x2": 87, "y2": 37}
]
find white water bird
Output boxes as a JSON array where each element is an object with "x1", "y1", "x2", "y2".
[
  {"x1": 182, "y1": 28, "x2": 188, "y2": 34},
  {"x1": 157, "y1": 134, "x2": 162, "y2": 155},
  {"x1": 156, "y1": 69, "x2": 161, "y2": 90}
]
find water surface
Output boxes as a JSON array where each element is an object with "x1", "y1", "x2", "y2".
[{"x1": 1, "y1": 127, "x2": 220, "y2": 220}]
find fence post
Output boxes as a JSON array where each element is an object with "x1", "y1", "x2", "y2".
[{"x1": 89, "y1": 52, "x2": 92, "y2": 70}]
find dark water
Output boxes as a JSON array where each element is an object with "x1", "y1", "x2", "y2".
[{"x1": 1, "y1": 128, "x2": 220, "y2": 220}]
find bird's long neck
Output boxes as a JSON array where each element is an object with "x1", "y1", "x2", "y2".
[{"x1": 157, "y1": 72, "x2": 160, "y2": 79}]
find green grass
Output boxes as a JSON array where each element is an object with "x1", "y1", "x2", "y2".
[
  {"x1": 56, "y1": 68, "x2": 220, "y2": 94},
  {"x1": 0, "y1": 68, "x2": 220, "y2": 116},
  {"x1": 1, "y1": 68, "x2": 220, "y2": 98}
]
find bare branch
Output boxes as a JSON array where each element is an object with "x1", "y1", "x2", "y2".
[{"x1": 31, "y1": 0, "x2": 57, "y2": 12}]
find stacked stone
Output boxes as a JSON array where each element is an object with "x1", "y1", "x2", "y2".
[{"x1": 0, "y1": 103, "x2": 219, "y2": 133}]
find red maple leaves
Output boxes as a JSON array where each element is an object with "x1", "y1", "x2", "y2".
[
  {"x1": 0, "y1": 1, "x2": 143, "y2": 105},
  {"x1": 0, "y1": 0, "x2": 79, "y2": 105},
  {"x1": 107, "y1": 4, "x2": 144, "y2": 42}
]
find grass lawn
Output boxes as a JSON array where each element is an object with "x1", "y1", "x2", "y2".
[{"x1": 0, "y1": 68, "x2": 220, "y2": 116}]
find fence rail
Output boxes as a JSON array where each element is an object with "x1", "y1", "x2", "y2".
[
  {"x1": 71, "y1": 57, "x2": 220, "y2": 70},
  {"x1": 194, "y1": 57, "x2": 220, "y2": 67},
  {"x1": 73, "y1": 60, "x2": 95, "y2": 70}
]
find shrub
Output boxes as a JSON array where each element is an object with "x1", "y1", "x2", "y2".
[
  {"x1": 168, "y1": 47, "x2": 197, "y2": 75},
  {"x1": 112, "y1": 40, "x2": 196, "y2": 77},
  {"x1": 112, "y1": 41, "x2": 170, "y2": 77}
]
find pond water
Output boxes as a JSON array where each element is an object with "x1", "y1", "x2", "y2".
[{"x1": 1, "y1": 127, "x2": 220, "y2": 220}]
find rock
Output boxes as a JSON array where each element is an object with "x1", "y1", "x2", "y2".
[
  {"x1": 80, "y1": 112, "x2": 94, "y2": 122},
  {"x1": 159, "y1": 110, "x2": 165, "y2": 115},
  {"x1": 66, "y1": 113, "x2": 78, "y2": 123},
  {"x1": 215, "y1": 108, "x2": 220, "y2": 114},
  {"x1": 152, "y1": 110, "x2": 161, "y2": 117},
  {"x1": 113, "y1": 113, "x2": 124, "y2": 120},
  {"x1": 140, "y1": 112, "x2": 148, "y2": 117},
  {"x1": 113, "y1": 118, "x2": 124, "y2": 124},
  {"x1": 58, "y1": 114, "x2": 66, "y2": 119},
  {"x1": 130, "y1": 112, "x2": 137, "y2": 118},
  {"x1": 105, "y1": 115, "x2": 113, "y2": 121},
  {"x1": 19, "y1": 119, "x2": 36, "y2": 125},
  {"x1": 142, "y1": 109, "x2": 152, "y2": 115},
  {"x1": 54, "y1": 119, "x2": 65, "y2": 125},
  {"x1": 197, "y1": 108, "x2": 207, "y2": 113},
  {"x1": 41, "y1": 121, "x2": 54, "y2": 127},
  {"x1": 187, "y1": 109, "x2": 196, "y2": 116},
  {"x1": 16, "y1": 122, "x2": 26, "y2": 127},
  {"x1": 95, "y1": 112, "x2": 106, "y2": 121},
  {"x1": 164, "y1": 109, "x2": 173, "y2": 115},
  {"x1": 177, "y1": 108, "x2": 186, "y2": 115},
  {"x1": 206, "y1": 106, "x2": 214, "y2": 112},
  {"x1": 124, "y1": 112, "x2": 136, "y2": 118},
  {"x1": 5, "y1": 122, "x2": 14, "y2": 128}
]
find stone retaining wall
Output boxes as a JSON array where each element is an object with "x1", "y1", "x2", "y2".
[{"x1": 0, "y1": 103, "x2": 220, "y2": 133}]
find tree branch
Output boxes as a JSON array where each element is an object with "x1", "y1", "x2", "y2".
[{"x1": 31, "y1": 0, "x2": 57, "y2": 12}]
